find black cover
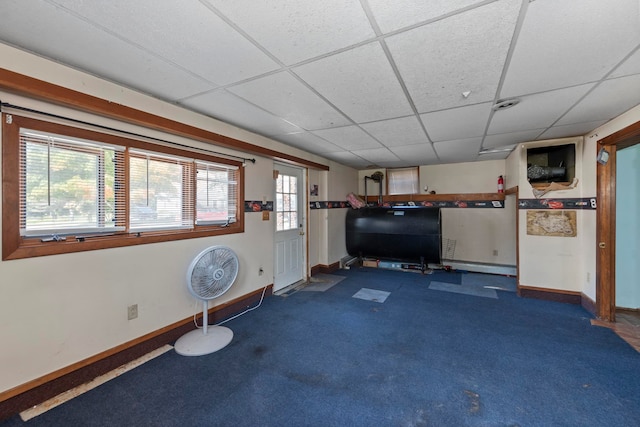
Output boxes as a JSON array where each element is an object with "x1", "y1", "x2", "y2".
[{"x1": 346, "y1": 207, "x2": 441, "y2": 263}]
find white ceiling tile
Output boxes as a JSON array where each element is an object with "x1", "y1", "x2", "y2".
[
  {"x1": 483, "y1": 129, "x2": 545, "y2": 149},
  {"x1": 557, "y1": 74, "x2": 640, "y2": 125},
  {"x1": 538, "y1": 120, "x2": 607, "y2": 140},
  {"x1": 434, "y1": 138, "x2": 482, "y2": 163},
  {"x1": 50, "y1": 0, "x2": 279, "y2": 85},
  {"x1": 0, "y1": 0, "x2": 216, "y2": 101},
  {"x1": 420, "y1": 103, "x2": 492, "y2": 142},
  {"x1": 3, "y1": 0, "x2": 638, "y2": 171},
  {"x1": 501, "y1": 0, "x2": 640, "y2": 97},
  {"x1": 386, "y1": 0, "x2": 522, "y2": 113},
  {"x1": 294, "y1": 42, "x2": 414, "y2": 123},
  {"x1": 182, "y1": 90, "x2": 301, "y2": 136},
  {"x1": 611, "y1": 48, "x2": 640, "y2": 78},
  {"x1": 360, "y1": 116, "x2": 428, "y2": 147},
  {"x1": 367, "y1": 0, "x2": 488, "y2": 33},
  {"x1": 227, "y1": 72, "x2": 350, "y2": 130},
  {"x1": 351, "y1": 147, "x2": 400, "y2": 164},
  {"x1": 488, "y1": 84, "x2": 594, "y2": 135},
  {"x1": 204, "y1": 0, "x2": 375, "y2": 65},
  {"x1": 311, "y1": 125, "x2": 383, "y2": 151},
  {"x1": 274, "y1": 132, "x2": 343, "y2": 154},
  {"x1": 388, "y1": 143, "x2": 438, "y2": 165},
  {"x1": 322, "y1": 151, "x2": 371, "y2": 168}
]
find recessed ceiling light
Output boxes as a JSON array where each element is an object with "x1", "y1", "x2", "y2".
[{"x1": 492, "y1": 98, "x2": 520, "y2": 111}]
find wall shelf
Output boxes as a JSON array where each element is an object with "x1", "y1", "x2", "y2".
[{"x1": 362, "y1": 193, "x2": 505, "y2": 204}]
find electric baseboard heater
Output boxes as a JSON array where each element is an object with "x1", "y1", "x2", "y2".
[{"x1": 346, "y1": 207, "x2": 441, "y2": 271}]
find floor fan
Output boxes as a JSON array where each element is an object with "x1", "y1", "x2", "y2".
[{"x1": 175, "y1": 246, "x2": 239, "y2": 356}]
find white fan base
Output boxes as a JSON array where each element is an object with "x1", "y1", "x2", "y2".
[{"x1": 174, "y1": 326, "x2": 233, "y2": 356}]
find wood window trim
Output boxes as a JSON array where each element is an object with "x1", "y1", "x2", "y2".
[
  {"x1": 596, "y1": 119, "x2": 640, "y2": 321},
  {"x1": 2, "y1": 114, "x2": 245, "y2": 260},
  {"x1": 0, "y1": 68, "x2": 329, "y2": 171}
]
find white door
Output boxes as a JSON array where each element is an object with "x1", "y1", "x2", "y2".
[{"x1": 273, "y1": 164, "x2": 306, "y2": 291}]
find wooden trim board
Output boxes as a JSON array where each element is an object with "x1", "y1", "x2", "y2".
[{"x1": 0, "y1": 285, "x2": 272, "y2": 421}]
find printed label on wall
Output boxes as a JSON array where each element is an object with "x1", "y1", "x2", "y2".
[
  {"x1": 518, "y1": 198, "x2": 596, "y2": 210},
  {"x1": 244, "y1": 201, "x2": 273, "y2": 212}
]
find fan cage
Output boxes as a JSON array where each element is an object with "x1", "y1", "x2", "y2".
[{"x1": 187, "y1": 246, "x2": 239, "y2": 300}]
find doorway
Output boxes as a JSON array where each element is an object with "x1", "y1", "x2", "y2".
[
  {"x1": 273, "y1": 163, "x2": 307, "y2": 292},
  {"x1": 596, "y1": 120, "x2": 640, "y2": 322}
]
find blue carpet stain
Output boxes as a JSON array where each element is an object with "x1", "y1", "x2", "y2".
[{"x1": 3, "y1": 268, "x2": 639, "y2": 427}]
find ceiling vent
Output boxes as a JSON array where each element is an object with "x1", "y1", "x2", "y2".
[{"x1": 492, "y1": 98, "x2": 520, "y2": 111}]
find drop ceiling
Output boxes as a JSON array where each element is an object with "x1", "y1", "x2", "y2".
[{"x1": 1, "y1": 0, "x2": 639, "y2": 169}]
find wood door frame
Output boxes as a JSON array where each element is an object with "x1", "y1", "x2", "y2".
[
  {"x1": 273, "y1": 162, "x2": 307, "y2": 291},
  {"x1": 596, "y1": 120, "x2": 640, "y2": 321}
]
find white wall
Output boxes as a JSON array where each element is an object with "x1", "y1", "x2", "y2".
[
  {"x1": 0, "y1": 44, "x2": 356, "y2": 394},
  {"x1": 356, "y1": 160, "x2": 516, "y2": 266},
  {"x1": 326, "y1": 163, "x2": 358, "y2": 264},
  {"x1": 516, "y1": 137, "x2": 587, "y2": 292}
]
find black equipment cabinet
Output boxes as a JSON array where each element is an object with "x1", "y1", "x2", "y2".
[{"x1": 345, "y1": 207, "x2": 441, "y2": 264}]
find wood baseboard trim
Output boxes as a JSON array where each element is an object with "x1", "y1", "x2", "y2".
[
  {"x1": 0, "y1": 285, "x2": 272, "y2": 421},
  {"x1": 581, "y1": 293, "x2": 597, "y2": 316},
  {"x1": 310, "y1": 262, "x2": 340, "y2": 276},
  {"x1": 518, "y1": 285, "x2": 581, "y2": 305}
]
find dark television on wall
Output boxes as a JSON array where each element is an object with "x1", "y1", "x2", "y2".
[{"x1": 526, "y1": 143, "x2": 576, "y2": 184}]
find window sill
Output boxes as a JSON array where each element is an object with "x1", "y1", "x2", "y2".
[{"x1": 3, "y1": 224, "x2": 243, "y2": 261}]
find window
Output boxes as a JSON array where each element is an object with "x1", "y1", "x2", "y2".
[
  {"x1": 195, "y1": 161, "x2": 238, "y2": 226},
  {"x1": 387, "y1": 167, "x2": 419, "y2": 195},
  {"x1": 2, "y1": 114, "x2": 244, "y2": 260},
  {"x1": 275, "y1": 172, "x2": 297, "y2": 231},
  {"x1": 129, "y1": 149, "x2": 194, "y2": 231},
  {"x1": 19, "y1": 129, "x2": 125, "y2": 237}
]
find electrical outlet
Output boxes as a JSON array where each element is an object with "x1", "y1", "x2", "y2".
[
  {"x1": 127, "y1": 304, "x2": 138, "y2": 320},
  {"x1": 587, "y1": 272, "x2": 591, "y2": 283},
  {"x1": 493, "y1": 249, "x2": 498, "y2": 256},
  {"x1": 258, "y1": 267, "x2": 264, "y2": 276}
]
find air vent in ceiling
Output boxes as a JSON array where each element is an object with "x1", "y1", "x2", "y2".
[{"x1": 492, "y1": 98, "x2": 520, "y2": 111}]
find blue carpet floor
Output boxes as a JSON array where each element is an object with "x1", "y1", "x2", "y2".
[{"x1": 3, "y1": 268, "x2": 639, "y2": 426}]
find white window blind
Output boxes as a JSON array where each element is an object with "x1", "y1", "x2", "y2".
[
  {"x1": 129, "y1": 149, "x2": 194, "y2": 231},
  {"x1": 195, "y1": 161, "x2": 239, "y2": 225},
  {"x1": 19, "y1": 129, "x2": 125, "y2": 237},
  {"x1": 387, "y1": 167, "x2": 419, "y2": 195}
]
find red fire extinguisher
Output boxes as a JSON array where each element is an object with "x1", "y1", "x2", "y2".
[{"x1": 497, "y1": 175, "x2": 504, "y2": 193}]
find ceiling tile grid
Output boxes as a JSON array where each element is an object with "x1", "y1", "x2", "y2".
[
  {"x1": 389, "y1": 143, "x2": 439, "y2": 165},
  {"x1": 359, "y1": 116, "x2": 428, "y2": 147},
  {"x1": 384, "y1": 0, "x2": 523, "y2": 114},
  {"x1": 227, "y1": 71, "x2": 350, "y2": 130},
  {"x1": 0, "y1": 0, "x2": 217, "y2": 101},
  {"x1": 204, "y1": 0, "x2": 376, "y2": 65},
  {"x1": 311, "y1": 125, "x2": 384, "y2": 151},
  {"x1": 182, "y1": 90, "x2": 302, "y2": 136},
  {"x1": 1, "y1": 0, "x2": 640, "y2": 169},
  {"x1": 420, "y1": 103, "x2": 493, "y2": 142},
  {"x1": 51, "y1": 0, "x2": 280, "y2": 86},
  {"x1": 500, "y1": 0, "x2": 640, "y2": 98},
  {"x1": 293, "y1": 41, "x2": 414, "y2": 123}
]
